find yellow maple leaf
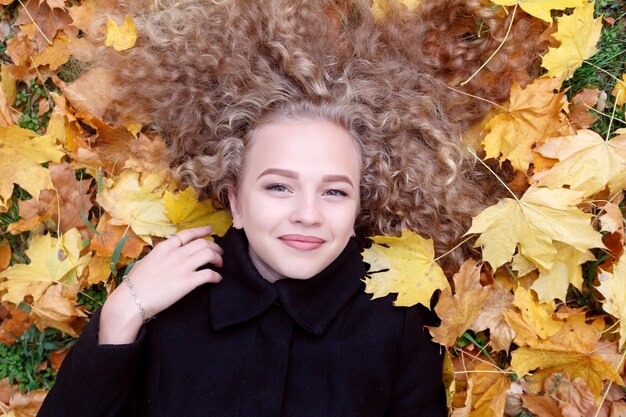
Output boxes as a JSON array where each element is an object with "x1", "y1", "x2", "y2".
[
  {"x1": 533, "y1": 129, "x2": 626, "y2": 197},
  {"x1": 96, "y1": 170, "x2": 173, "y2": 243},
  {"x1": 0, "y1": 126, "x2": 65, "y2": 211},
  {"x1": 427, "y1": 259, "x2": 489, "y2": 347},
  {"x1": 31, "y1": 32, "x2": 73, "y2": 70},
  {"x1": 372, "y1": 0, "x2": 420, "y2": 19},
  {"x1": 0, "y1": 229, "x2": 90, "y2": 304},
  {"x1": 612, "y1": 73, "x2": 626, "y2": 107},
  {"x1": 528, "y1": 244, "x2": 596, "y2": 303},
  {"x1": 505, "y1": 286, "x2": 563, "y2": 343},
  {"x1": 362, "y1": 230, "x2": 450, "y2": 308},
  {"x1": 482, "y1": 78, "x2": 568, "y2": 171},
  {"x1": 466, "y1": 186, "x2": 604, "y2": 271},
  {"x1": 510, "y1": 347, "x2": 623, "y2": 397},
  {"x1": 597, "y1": 252, "x2": 626, "y2": 349},
  {"x1": 490, "y1": 0, "x2": 586, "y2": 23},
  {"x1": 468, "y1": 364, "x2": 510, "y2": 417},
  {"x1": 163, "y1": 187, "x2": 232, "y2": 237},
  {"x1": 105, "y1": 15, "x2": 137, "y2": 52},
  {"x1": 541, "y1": 1, "x2": 602, "y2": 80}
]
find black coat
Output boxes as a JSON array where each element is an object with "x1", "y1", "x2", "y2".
[{"x1": 38, "y1": 227, "x2": 447, "y2": 417}]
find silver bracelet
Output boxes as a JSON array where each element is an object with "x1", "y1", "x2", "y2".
[{"x1": 122, "y1": 275, "x2": 156, "y2": 324}]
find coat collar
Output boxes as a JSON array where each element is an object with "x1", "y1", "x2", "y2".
[{"x1": 206, "y1": 227, "x2": 365, "y2": 336}]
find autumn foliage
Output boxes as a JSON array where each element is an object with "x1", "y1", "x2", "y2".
[{"x1": 0, "y1": 0, "x2": 625, "y2": 416}]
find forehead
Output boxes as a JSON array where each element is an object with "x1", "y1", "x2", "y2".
[{"x1": 242, "y1": 118, "x2": 361, "y2": 179}]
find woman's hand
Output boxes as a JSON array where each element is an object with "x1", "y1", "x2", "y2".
[{"x1": 98, "y1": 225, "x2": 224, "y2": 344}]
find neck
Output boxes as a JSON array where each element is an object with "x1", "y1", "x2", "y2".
[{"x1": 247, "y1": 246, "x2": 285, "y2": 283}]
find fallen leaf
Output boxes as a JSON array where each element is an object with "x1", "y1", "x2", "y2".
[
  {"x1": 530, "y1": 243, "x2": 596, "y2": 302},
  {"x1": 29, "y1": 283, "x2": 86, "y2": 337},
  {"x1": 8, "y1": 388, "x2": 47, "y2": 417},
  {"x1": 105, "y1": 15, "x2": 137, "y2": 51},
  {"x1": 612, "y1": 74, "x2": 626, "y2": 107},
  {"x1": 0, "y1": 229, "x2": 90, "y2": 304},
  {"x1": 541, "y1": 1, "x2": 602, "y2": 80},
  {"x1": 512, "y1": 346, "x2": 622, "y2": 397},
  {"x1": 600, "y1": 202, "x2": 625, "y2": 235},
  {"x1": 97, "y1": 170, "x2": 173, "y2": 243},
  {"x1": 597, "y1": 252, "x2": 626, "y2": 349},
  {"x1": 54, "y1": 67, "x2": 115, "y2": 120},
  {"x1": 466, "y1": 186, "x2": 604, "y2": 271},
  {"x1": 88, "y1": 212, "x2": 146, "y2": 262},
  {"x1": 15, "y1": 0, "x2": 73, "y2": 53},
  {"x1": 0, "y1": 301, "x2": 31, "y2": 344},
  {"x1": 533, "y1": 129, "x2": 626, "y2": 198},
  {"x1": 0, "y1": 241, "x2": 10, "y2": 270},
  {"x1": 372, "y1": 0, "x2": 420, "y2": 19},
  {"x1": 482, "y1": 78, "x2": 568, "y2": 171},
  {"x1": 124, "y1": 132, "x2": 171, "y2": 174},
  {"x1": 427, "y1": 259, "x2": 490, "y2": 347},
  {"x1": 569, "y1": 88, "x2": 600, "y2": 129},
  {"x1": 362, "y1": 230, "x2": 450, "y2": 308},
  {"x1": 521, "y1": 393, "x2": 562, "y2": 417},
  {"x1": 469, "y1": 288, "x2": 515, "y2": 351},
  {"x1": 0, "y1": 126, "x2": 65, "y2": 210},
  {"x1": 490, "y1": 0, "x2": 586, "y2": 23},
  {"x1": 163, "y1": 187, "x2": 232, "y2": 237},
  {"x1": 31, "y1": 32, "x2": 73, "y2": 70},
  {"x1": 506, "y1": 287, "x2": 564, "y2": 343}
]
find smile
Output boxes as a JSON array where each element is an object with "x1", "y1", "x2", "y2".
[{"x1": 279, "y1": 235, "x2": 325, "y2": 251}]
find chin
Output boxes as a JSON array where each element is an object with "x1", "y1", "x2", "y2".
[{"x1": 276, "y1": 264, "x2": 325, "y2": 280}]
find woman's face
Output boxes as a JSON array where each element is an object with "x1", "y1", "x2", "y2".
[{"x1": 228, "y1": 117, "x2": 361, "y2": 282}]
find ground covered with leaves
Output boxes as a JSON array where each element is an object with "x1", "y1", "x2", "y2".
[{"x1": 0, "y1": 0, "x2": 625, "y2": 416}]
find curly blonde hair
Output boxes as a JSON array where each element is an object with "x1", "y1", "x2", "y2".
[{"x1": 99, "y1": 0, "x2": 547, "y2": 275}]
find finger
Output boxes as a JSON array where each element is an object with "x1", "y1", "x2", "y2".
[
  {"x1": 188, "y1": 248, "x2": 224, "y2": 269},
  {"x1": 179, "y1": 238, "x2": 223, "y2": 257},
  {"x1": 175, "y1": 225, "x2": 213, "y2": 245},
  {"x1": 191, "y1": 269, "x2": 222, "y2": 287}
]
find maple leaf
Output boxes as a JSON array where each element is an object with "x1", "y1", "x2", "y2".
[
  {"x1": 599, "y1": 202, "x2": 624, "y2": 235},
  {"x1": 0, "y1": 126, "x2": 65, "y2": 211},
  {"x1": 0, "y1": 65, "x2": 17, "y2": 127},
  {"x1": 469, "y1": 288, "x2": 515, "y2": 352},
  {"x1": 29, "y1": 283, "x2": 86, "y2": 337},
  {"x1": 97, "y1": 170, "x2": 174, "y2": 243},
  {"x1": 31, "y1": 32, "x2": 73, "y2": 70},
  {"x1": 0, "y1": 229, "x2": 91, "y2": 304},
  {"x1": 0, "y1": 241, "x2": 10, "y2": 271},
  {"x1": 105, "y1": 15, "x2": 137, "y2": 51},
  {"x1": 490, "y1": 0, "x2": 586, "y2": 23},
  {"x1": 362, "y1": 230, "x2": 450, "y2": 308},
  {"x1": 164, "y1": 187, "x2": 232, "y2": 237},
  {"x1": 541, "y1": 0, "x2": 602, "y2": 80},
  {"x1": 612, "y1": 74, "x2": 626, "y2": 107},
  {"x1": 510, "y1": 347, "x2": 622, "y2": 397},
  {"x1": 482, "y1": 78, "x2": 568, "y2": 171},
  {"x1": 8, "y1": 162, "x2": 94, "y2": 235},
  {"x1": 88, "y1": 212, "x2": 146, "y2": 262},
  {"x1": 503, "y1": 287, "x2": 563, "y2": 345},
  {"x1": 520, "y1": 394, "x2": 561, "y2": 417},
  {"x1": 452, "y1": 363, "x2": 510, "y2": 417},
  {"x1": 597, "y1": 252, "x2": 626, "y2": 349},
  {"x1": 466, "y1": 186, "x2": 604, "y2": 271},
  {"x1": 533, "y1": 129, "x2": 626, "y2": 197},
  {"x1": 568, "y1": 88, "x2": 600, "y2": 129},
  {"x1": 15, "y1": 0, "x2": 73, "y2": 53},
  {"x1": 372, "y1": 0, "x2": 420, "y2": 19},
  {"x1": 427, "y1": 259, "x2": 489, "y2": 347},
  {"x1": 124, "y1": 132, "x2": 171, "y2": 174},
  {"x1": 529, "y1": 244, "x2": 596, "y2": 302},
  {"x1": 0, "y1": 301, "x2": 31, "y2": 345}
]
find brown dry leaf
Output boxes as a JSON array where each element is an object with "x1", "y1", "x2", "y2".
[
  {"x1": 8, "y1": 389, "x2": 47, "y2": 417},
  {"x1": 8, "y1": 162, "x2": 94, "y2": 235},
  {"x1": 68, "y1": 0, "x2": 98, "y2": 32},
  {"x1": 462, "y1": 363, "x2": 511, "y2": 417},
  {"x1": 569, "y1": 88, "x2": 600, "y2": 129},
  {"x1": 49, "y1": 346, "x2": 71, "y2": 371},
  {"x1": 0, "y1": 241, "x2": 11, "y2": 270},
  {"x1": 124, "y1": 132, "x2": 171, "y2": 174},
  {"x1": 510, "y1": 347, "x2": 623, "y2": 397},
  {"x1": 54, "y1": 67, "x2": 115, "y2": 120},
  {"x1": 469, "y1": 287, "x2": 515, "y2": 352},
  {"x1": 0, "y1": 301, "x2": 31, "y2": 345},
  {"x1": 29, "y1": 283, "x2": 86, "y2": 337},
  {"x1": 31, "y1": 32, "x2": 73, "y2": 70},
  {"x1": 522, "y1": 393, "x2": 562, "y2": 417},
  {"x1": 482, "y1": 77, "x2": 568, "y2": 171},
  {"x1": 534, "y1": 129, "x2": 626, "y2": 198},
  {"x1": 5, "y1": 31, "x2": 39, "y2": 69},
  {"x1": 600, "y1": 202, "x2": 625, "y2": 236},
  {"x1": 15, "y1": 0, "x2": 73, "y2": 53},
  {"x1": 611, "y1": 402, "x2": 626, "y2": 417},
  {"x1": 544, "y1": 375, "x2": 596, "y2": 417},
  {"x1": 88, "y1": 212, "x2": 146, "y2": 262},
  {"x1": 427, "y1": 259, "x2": 489, "y2": 347}
]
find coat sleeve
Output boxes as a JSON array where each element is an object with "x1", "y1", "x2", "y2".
[
  {"x1": 384, "y1": 305, "x2": 448, "y2": 417},
  {"x1": 37, "y1": 306, "x2": 149, "y2": 417}
]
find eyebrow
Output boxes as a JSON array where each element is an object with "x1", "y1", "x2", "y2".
[{"x1": 257, "y1": 168, "x2": 355, "y2": 188}]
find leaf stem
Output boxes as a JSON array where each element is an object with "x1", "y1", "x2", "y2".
[
  {"x1": 460, "y1": 332, "x2": 496, "y2": 364},
  {"x1": 443, "y1": 84, "x2": 509, "y2": 113},
  {"x1": 460, "y1": 4, "x2": 518, "y2": 86},
  {"x1": 605, "y1": 89, "x2": 621, "y2": 141},
  {"x1": 583, "y1": 60, "x2": 624, "y2": 85},
  {"x1": 466, "y1": 147, "x2": 522, "y2": 204},
  {"x1": 592, "y1": 348, "x2": 626, "y2": 417},
  {"x1": 17, "y1": 0, "x2": 53, "y2": 46},
  {"x1": 582, "y1": 103, "x2": 626, "y2": 125},
  {"x1": 433, "y1": 235, "x2": 476, "y2": 263}
]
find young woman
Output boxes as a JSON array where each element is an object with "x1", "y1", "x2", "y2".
[{"x1": 38, "y1": 0, "x2": 545, "y2": 415}]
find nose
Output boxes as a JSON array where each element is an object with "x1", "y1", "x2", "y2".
[{"x1": 289, "y1": 193, "x2": 322, "y2": 226}]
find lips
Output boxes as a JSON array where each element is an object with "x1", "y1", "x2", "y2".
[{"x1": 279, "y1": 234, "x2": 325, "y2": 251}]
